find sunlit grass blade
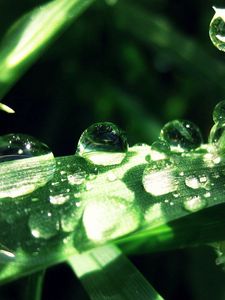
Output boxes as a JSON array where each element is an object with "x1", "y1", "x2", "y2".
[
  {"x1": 68, "y1": 244, "x2": 164, "y2": 300},
  {"x1": 1, "y1": 142, "x2": 225, "y2": 283},
  {"x1": 0, "y1": 0, "x2": 94, "y2": 98},
  {"x1": 24, "y1": 270, "x2": 45, "y2": 300},
  {"x1": 0, "y1": 102, "x2": 15, "y2": 113}
]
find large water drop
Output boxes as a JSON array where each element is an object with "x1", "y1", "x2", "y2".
[
  {"x1": 76, "y1": 122, "x2": 128, "y2": 166},
  {"x1": 0, "y1": 134, "x2": 55, "y2": 198},
  {"x1": 160, "y1": 120, "x2": 203, "y2": 152},
  {"x1": 209, "y1": 7, "x2": 225, "y2": 52},
  {"x1": 0, "y1": 134, "x2": 51, "y2": 162}
]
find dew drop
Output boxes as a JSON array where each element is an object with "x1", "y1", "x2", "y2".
[
  {"x1": 76, "y1": 122, "x2": 128, "y2": 166},
  {"x1": 160, "y1": 120, "x2": 203, "y2": 152},
  {"x1": 208, "y1": 123, "x2": 225, "y2": 152},
  {"x1": 0, "y1": 134, "x2": 51, "y2": 162},
  {"x1": 209, "y1": 7, "x2": 225, "y2": 52},
  {"x1": 28, "y1": 211, "x2": 59, "y2": 239},
  {"x1": 183, "y1": 196, "x2": 207, "y2": 212},
  {"x1": 0, "y1": 134, "x2": 55, "y2": 198},
  {"x1": 185, "y1": 176, "x2": 200, "y2": 189},
  {"x1": 142, "y1": 160, "x2": 178, "y2": 196},
  {"x1": 49, "y1": 194, "x2": 70, "y2": 205}
]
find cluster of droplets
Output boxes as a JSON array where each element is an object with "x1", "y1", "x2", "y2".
[{"x1": 142, "y1": 119, "x2": 207, "y2": 213}]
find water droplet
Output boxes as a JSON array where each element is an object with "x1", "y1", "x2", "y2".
[
  {"x1": 0, "y1": 134, "x2": 55, "y2": 198},
  {"x1": 150, "y1": 140, "x2": 170, "y2": 161},
  {"x1": 28, "y1": 211, "x2": 59, "y2": 239},
  {"x1": 209, "y1": 7, "x2": 225, "y2": 52},
  {"x1": 209, "y1": 123, "x2": 225, "y2": 152},
  {"x1": 76, "y1": 122, "x2": 128, "y2": 166},
  {"x1": 185, "y1": 176, "x2": 200, "y2": 189},
  {"x1": 213, "y1": 100, "x2": 225, "y2": 123},
  {"x1": 0, "y1": 134, "x2": 51, "y2": 162},
  {"x1": 142, "y1": 160, "x2": 178, "y2": 196},
  {"x1": 49, "y1": 194, "x2": 70, "y2": 205},
  {"x1": 160, "y1": 120, "x2": 203, "y2": 152},
  {"x1": 183, "y1": 196, "x2": 207, "y2": 212}
]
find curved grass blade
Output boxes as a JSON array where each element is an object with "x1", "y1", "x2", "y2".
[
  {"x1": 0, "y1": 143, "x2": 225, "y2": 283},
  {"x1": 0, "y1": 0, "x2": 95, "y2": 98},
  {"x1": 68, "y1": 244, "x2": 164, "y2": 300},
  {"x1": 24, "y1": 270, "x2": 45, "y2": 300}
]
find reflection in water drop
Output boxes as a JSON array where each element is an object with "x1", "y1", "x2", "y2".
[
  {"x1": 142, "y1": 160, "x2": 178, "y2": 196},
  {"x1": 76, "y1": 122, "x2": 128, "y2": 166},
  {"x1": 0, "y1": 134, "x2": 55, "y2": 198},
  {"x1": 209, "y1": 7, "x2": 225, "y2": 52},
  {"x1": 160, "y1": 120, "x2": 203, "y2": 152},
  {"x1": 183, "y1": 196, "x2": 207, "y2": 212}
]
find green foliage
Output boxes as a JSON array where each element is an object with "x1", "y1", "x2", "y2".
[{"x1": 2, "y1": 1, "x2": 225, "y2": 300}]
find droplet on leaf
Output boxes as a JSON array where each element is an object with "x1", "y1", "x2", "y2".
[
  {"x1": 160, "y1": 120, "x2": 203, "y2": 152},
  {"x1": 209, "y1": 7, "x2": 225, "y2": 52},
  {"x1": 76, "y1": 122, "x2": 128, "y2": 166}
]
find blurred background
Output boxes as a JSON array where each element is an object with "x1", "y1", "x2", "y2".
[{"x1": 1, "y1": 0, "x2": 225, "y2": 299}]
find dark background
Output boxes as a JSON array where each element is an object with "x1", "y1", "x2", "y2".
[{"x1": 1, "y1": 0, "x2": 225, "y2": 299}]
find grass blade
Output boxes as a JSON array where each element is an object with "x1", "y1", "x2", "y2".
[
  {"x1": 0, "y1": 0, "x2": 94, "y2": 98},
  {"x1": 24, "y1": 270, "x2": 45, "y2": 300},
  {"x1": 68, "y1": 244, "x2": 164, "y2": 300}
]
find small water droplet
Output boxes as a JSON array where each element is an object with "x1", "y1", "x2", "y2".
[
  {"x1": 183, "y1": 196, "x2": 207, "y2": 212},
  {"x1": 49, "y1": 194, "x2": 70, "y2": 205},
  {"x1": 76, "y1": 122, "x2": 128, "y2": 166},
  {"x1": 28, "y1": 211, "x2": 59, "y2": 239},
  {"x1": 209, "y1": 7, "x2": 225, "y2": 52},
  {"x1": 185, "y1": 176, "x2": 200, "y2": 189},
  {"x1": 160, "y1": 120, "x2": 203, "y2": 152},
  {"x1": 142, "y1": 160, "x2": 178, "y2": 196},
  {"x1": 204, "y1": 192, "x2": 211, "y2": 198}
]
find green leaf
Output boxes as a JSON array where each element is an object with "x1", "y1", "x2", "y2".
[
  {"x1": 0, "y1": 141, "x2": 225, "y2": 283},
  {"x1": 24, "y1": 270, "x2": 45, "y2": 300},
  {"x1": 0, "y1": 0, "x2": 95, "y2": 98},
  {"x1": 68, "y1": 244, "x2": 164, "y2": 300}
]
